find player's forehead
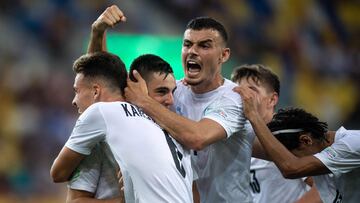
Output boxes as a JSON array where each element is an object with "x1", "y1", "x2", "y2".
[
  {"x1": 147, "y1": 72, "x2": 176, "y2": 88},
  {"x1": 183, "y1": 29, "x2": 222, "y2": 44},
  {"x1": 74, "y1": 73, "x2": 91, "y2": 88}
]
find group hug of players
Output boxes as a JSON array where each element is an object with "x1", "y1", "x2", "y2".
[{"x1": 50, "y1": 5, "x2": 360, "y2": 203}]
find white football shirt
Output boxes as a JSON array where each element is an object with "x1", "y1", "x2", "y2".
[
  {"x1": 65, "y1": 102, "x2": 193, "y2": 203},
  {"x1": 314, "y1": 127, "x2": 360, "y2": 202},
  {"x1": 173, "y1": 79, "x2": 254, "y2": 203},
  {"x1": 68, "y1": 143, "x2": 121, "y2": 199},
  {"x1": 313, "y1": 174, "x2": 340, "y2": 203},
  {"x1": 250, "y1": 158, "x2": 309, "y2": 203}
]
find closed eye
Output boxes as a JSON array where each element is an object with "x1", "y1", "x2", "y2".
[{"x1": 155, "y1": 87, "x2": 170, "y2": 95}]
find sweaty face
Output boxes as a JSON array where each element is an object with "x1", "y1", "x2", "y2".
[
  {"x1": 181, "y1": 29, "x2": 228, "y2": 93},
  {"x1": 146, "y1": 72, "x2": 176, "y2": 109},
  {"x1": 72, "y1": 73, "x2": 95, "y2": 114},
  {"x1": 237, "y1": 77, "x2": 276, "y2": 123}
]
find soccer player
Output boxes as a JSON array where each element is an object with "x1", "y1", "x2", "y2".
[
  {"x1": 124, "y1": 12, "x2": 253, "y2": 203},
  {"x1": 65, "y1": 54, "x2": 177, "y2": 203},
  {"x1": 50, "y1": 52, "x2": 193, "y2": 203},
  {"x1": 236, "y1": 85, "x2": 360, "y2": 202},
  {"x1": 88, "y1": 5, "x2": 250, "y2": 202},
  {"x1": 231, "y1": 64, "x2": 321, "y2": 203}
]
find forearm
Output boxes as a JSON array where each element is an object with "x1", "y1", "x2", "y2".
[
  {"x1": 251, "y1": 137, "x2": 270, "y2": 160},
  {"x1": 50, "y1": 147, "x2": 85, "y2": 182},
  {"x1": 140, "y1": 97, "x2": 211, "y2": 150},
  {"x1": 248, "y1": 113, "x2": 302, "y2": 177},
  {"x1": 87, "y1": 27, "x2": 106, "y2": 53}
]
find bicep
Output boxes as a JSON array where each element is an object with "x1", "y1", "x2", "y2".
[{"x1": 51, "y1": 147, "x2": 86, "y2": 182}]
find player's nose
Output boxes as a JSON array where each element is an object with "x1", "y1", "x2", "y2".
[{"x1": 165, "y1": 93, "x2": 174, "y2": 107}]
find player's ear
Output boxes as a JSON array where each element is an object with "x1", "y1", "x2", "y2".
[
  {"x1": 299, "y1": 133, "x2": 313, "y2": 146},
  {"x1": 93, "y1": 83, "x2": 101, "y2": 100},
  {"x1": 220, "y1": 47, "x2": 230, "y2": 63},
  {"x1": 269, "y1": 92, "x2": 279, "y2": 108}
]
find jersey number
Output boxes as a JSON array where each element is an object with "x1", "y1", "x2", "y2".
[
  {"x1": 333, "y1": 189, "x2": 342, "y2": 203},
  {"x1": 250, "y1": 169, "x2": 260, "y2": 193},
  {"x1": 163, "y1": 130, "x2": 186, "y2": 178}
]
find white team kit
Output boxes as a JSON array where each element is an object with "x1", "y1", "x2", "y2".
[
  {"x1": 65, "y1": 101, "x2": 193, "y2": 203},
  {"x1": 68, "y1": 143, "x2": 122, "y2": 199},
  {"x1": 312, "y1": 174, "x2": 339, "y2": 203},
  {"x1": 313, "y1": 127, "x2": 360, "y2": 202},
  {"x1": 249, "y1": 158, "x2": 309, "y2": 203},
  {"x1": 172, "y1": 79, "x2": 255, "y2": 203}
]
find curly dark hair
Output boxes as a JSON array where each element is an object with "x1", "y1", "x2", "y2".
[{"x1": 267, "y1": 107, "x2": 328, "y2": 150}]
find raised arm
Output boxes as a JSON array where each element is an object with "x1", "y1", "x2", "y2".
[
  {"x1": 234, "y1": 86, "x2": 330, "y2": 179},
  {"x1": 125, "y1": 71, "x2": 230, "y2": 150},
  {"x1": 87, "y1": 5, "x2": 126, "y2": 53}
]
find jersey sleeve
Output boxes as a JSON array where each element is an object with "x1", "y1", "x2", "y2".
[
  {"x1": 203, "y1": 95, "x2": 246, "y2": 138},
  {"x1": 67, "y1": 144, "x2": 103, "y2": 193},
  {"x1": 313, "y1": 132, "x2": 360, "y2": 177},
  {"x1": 65, "y1": 103, "x2": 107, "y2": 155}
]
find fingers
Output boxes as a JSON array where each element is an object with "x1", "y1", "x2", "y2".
[
  {"x1": 131, "y1": 70, "x2": 145, "y2": 83},
  {"x1": 111, "y1": 5, "x2": 127, "y2": 22},
  {"x1": 117, "y1": 170, "x2": 122, "y2": 179},
  {"x1": 94, "y1": 5, "x2": 126, "y2": 30}
]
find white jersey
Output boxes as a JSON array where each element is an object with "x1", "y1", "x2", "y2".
[
  {"x1": 314, "y1": 127, "x2": 360, "y2": 202},
  {"x1": 313, "y1": 174, "x2": 340, "y2": 203},
  {"x1": 173, "y1": 79, "x2": 254, "y2": 203},
  {"x1": 65, "y1": 102, "x2": 193, "y2": 203},
  {"x1": 250, "y1": 158, "x2": 309, "y2": 203},
  {"x1": 67, "y1": 143, "x2": 121, "y2": 199}
]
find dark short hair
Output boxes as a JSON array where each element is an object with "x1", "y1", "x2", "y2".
[
  {"x1": 186, "y1": 16, "x2": 228, "y2": 45},
  {"x1": 129, "y1": 54, "x2": 174, "y2": 82},
  {"x1": 231, "y1": 64, "x2": 280, "y2": 96},
  {"x1": 268, "y1": 108, "x2": 328, "y2": 150},
  {"x1": 73, "y1": 52, "x2": 127, "y2": 94}
]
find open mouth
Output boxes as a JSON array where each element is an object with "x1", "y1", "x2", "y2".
[{"x1": 186, "y1": 60, "x2": 201, "y2": 76}]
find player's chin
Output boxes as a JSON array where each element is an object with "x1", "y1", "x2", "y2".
[{"x1": 184, "y1": 77, "x2": 202, "y2": 86}]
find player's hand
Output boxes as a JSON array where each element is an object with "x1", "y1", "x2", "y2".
[
  {"x1": 92, "y1": 5, "x2": 126, "y2": 34},
  {"x1": 233, "y1": 86, "x2": 261, "y2": 121},
  {"x1": 125, "y1": 70, "x2": 150, "y2": 107},
  {"x1": 117, "y1": 170, "x2": 125, "y2": 203}
]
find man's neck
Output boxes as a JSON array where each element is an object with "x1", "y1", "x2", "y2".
[
  {"x1": 325, "y1": 131, "x2": 336, "y2": 147},
  {"x1": 100, "y1": 92, "x2": 125, "y2": 102},
  {"x1": 190, "y1": 76, "x2": 225, "y2": 94}
]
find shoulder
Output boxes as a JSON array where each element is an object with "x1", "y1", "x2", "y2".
[
  {"x1": 209, "y1": 80, "x2": 242, "y2": 108},
  {"x1": 219, "y1": 79, "x2": 242, "y2": 103},
  {"x1": 175, "y1": 80, "x2": 190, "y2": 94},
  {"x1": 333, "y1": 127, "x2": 360, "y2": 151}
]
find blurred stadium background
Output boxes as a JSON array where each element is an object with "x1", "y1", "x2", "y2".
[{"x1": 0, "y1": 0, "x2": 358, "y2": 202}]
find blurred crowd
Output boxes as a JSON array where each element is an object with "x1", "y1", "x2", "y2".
[{"x1": 0, "y1": 0, "x2": 358, "y2": 202}]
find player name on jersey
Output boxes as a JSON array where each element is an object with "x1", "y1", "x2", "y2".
[{"x1": 121, "y1": 103, "x2": 154, "y2": 122}]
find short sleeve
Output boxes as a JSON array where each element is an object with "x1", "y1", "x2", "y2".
[
  {"x1": 203, "y1": 96, "x2": 246, "y2": 138},
  {"x1": 65, "y1": 104, "x2": 107, "y2": 155},
  {"x1": 314, "y1": 135, "x2": 360, "y2": 177}
]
